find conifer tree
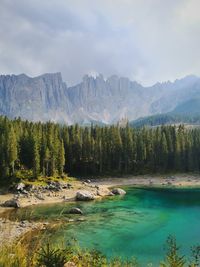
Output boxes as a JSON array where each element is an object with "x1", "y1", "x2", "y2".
[
  {"x1": 57, "y1": 139, "x2": 65, "y2": 176},
  {"x1": 33, "y1": 137, "x2": 40, "y2": 179},
  {"x1": 7, "y1": 125, "x2": 17, "y2": 175}
]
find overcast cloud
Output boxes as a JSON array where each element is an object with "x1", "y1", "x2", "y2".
[{"x1": 0, "y1": 0, "x2": 200, "y2": 86}]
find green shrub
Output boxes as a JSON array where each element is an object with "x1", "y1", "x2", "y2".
[{"x1": 36, "y1": 243, "x2": 66, "y2": 267}]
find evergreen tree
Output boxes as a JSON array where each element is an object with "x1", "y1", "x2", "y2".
[
  {"x1": 0, "y1": 115, "x2": 200, "y2": 180},
  {"x1": 160, "y1": 131, "x2": 168, "y2": 171},
  {"x1": 57, "y1": 139, "x2": 65, "y2": 176},
  {"x1": 33, "y1": 137, "x2": 40, "y2": 179},
  {"x1": 7, "y1": 125, "x2": 18, "y2": 176}
]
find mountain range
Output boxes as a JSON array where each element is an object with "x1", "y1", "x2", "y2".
[{"x1": 0, "y1": 72, "x2": 200, "y2": 125}]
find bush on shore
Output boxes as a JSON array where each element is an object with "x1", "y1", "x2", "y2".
[{"x1": 0, "y1": 236, "x2": 199, "y2": 267}]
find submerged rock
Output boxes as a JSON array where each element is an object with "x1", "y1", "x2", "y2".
[
  {"x1": 67, "y1": 219, "x2": 75, "y2": 222},
  {"x1": 107, "y1": 191, "x2": 115, "y2": 196},
  {"x1": 68, "y1": 208, "x2": 83, "y2": 215},
  {"x1": 111, "y1": 188, "x2": 126, "y2": 195},
  {"x1": 76, "y1": 217, "x2": 86, "y2": 222},
  {"x1": 2, "y1": 198, "x2": 21, "y2": 208},
  {"x1": 76, "y1": 191, "x2": 95, "y2": 201}
]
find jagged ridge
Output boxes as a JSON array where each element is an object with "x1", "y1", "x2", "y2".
[{"x1": 0, "y1": 73, "x2": 199, "y2": 124}]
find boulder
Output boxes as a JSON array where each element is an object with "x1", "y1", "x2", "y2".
[
  {"x1": 68, "y1": 208, "x2": 83, "y2": 215},
  {"x1": 2, "y1": 198, "x2": 21, "y2": 208},
  {"x1": 35, "y1": 193, "x2": 45, "y2": 200},
  {"x1": 61, "y1": 183, "x2": 72, "y2": 189},
  {"x1": 76, "y1": 191, "x2": 95, "y2": 201},
  {"x1": 20, "y1": 220, "x2": 30, "y2": 228},
  {"x1": 97, "y1": 188, "x2": 113, "y2": 196},
  {"x1": 16, "y1": 182, "x2": 26, "y2": 192},
  {"x1": 46, "y1": 181, "x2": 62, "y2": 191},
  {"x1": 111, "y1": 188, "x2": 126, "y2": 195}
]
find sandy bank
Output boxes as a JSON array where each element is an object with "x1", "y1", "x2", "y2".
[
  {"x1": 0, "y1": 180, "x2": 111, "y2": 210},
  {"x1": 94, "y1": 174, "x2": 200, "y2": 188},
  {"x1": 0, "y1": 218, "x2": 49, "y2": 246}
]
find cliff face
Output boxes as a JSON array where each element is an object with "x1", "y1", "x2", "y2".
[
  {"x1": 66, "y1": 74, "x2": 200, "y2": 124},
  {"x1": 0, "y1": 73, "x2": 72, "y2": 123},
  {"x1": 66, "y1": 74, "x2": 149, "y2": 123},
  {"x1": 0, "y1": 72, "x2": 199, "y2": 124}
]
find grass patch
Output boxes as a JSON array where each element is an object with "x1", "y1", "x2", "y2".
[
  {"x1": 0, "y1": 235, "x2": 200, "y2": 267},
  {"x1": 0, "y1": 169, "x2": 77, "y2": 190}
]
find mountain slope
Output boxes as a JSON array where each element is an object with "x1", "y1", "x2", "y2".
[
  {"x1": 0, "y1": 73, "x2": 72, "y2": 123},
  {"x1": 172, "y1": 98, "x2": 200, "y2": 115},
  {"x1": 0, "y1": 73, "x2": 200, "y2": 124},
  {"x1": 130, "y1": 113, "x2": 200, "y2": 127}
]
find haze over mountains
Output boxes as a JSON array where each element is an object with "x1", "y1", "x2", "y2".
[{"x1": 0, "y1": 72, "x2": 200, "y2": 125}]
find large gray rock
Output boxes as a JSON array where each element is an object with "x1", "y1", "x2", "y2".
[
  {"x1": 2, "y1": 199, "x2": 21, "y2": 208},
  {"x1": 35, "y1": 193, "x2": 45, "y2": 200},
  {"x1": 76, "y1": 191, "x2": 95, "y2": 201},
  {"x1": 16, "y1": 183, "x2": 26, "y2": 191},
  {"x1": 111, "y1": 188, "x2": 126, "y2": 195},
  {"x1": 46, "y1": 181, "x2": 63, "y2": 191},
  {"x1": 68, "y1": 208, "x2": 83, "y2": 214}
]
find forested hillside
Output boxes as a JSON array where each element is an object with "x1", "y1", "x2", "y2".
[
  {"x1": 131, "y1": 98, "x2": 200, "y2": 127},
  {"x1": 0, "y1": 116, "x2": 200, "y2": 182},
  {"x1": 131, "y1": 113, "x2": 200, "y2": 127}
]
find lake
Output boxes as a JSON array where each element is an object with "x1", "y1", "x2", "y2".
[{"x1": 7, "y1": 187, "x2": 200, "y2": 265}]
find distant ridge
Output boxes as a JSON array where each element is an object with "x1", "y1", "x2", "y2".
[
  {"x1": 172, "y1": 98, "x2": 200, "y2": 115},
  {"x1": 0, "y1": 72, "x2": 200, "y2": 124}
]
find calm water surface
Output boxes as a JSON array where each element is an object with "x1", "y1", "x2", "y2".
[{"x1": 8, "y1": 187, "x2": 200, "y2": 265}]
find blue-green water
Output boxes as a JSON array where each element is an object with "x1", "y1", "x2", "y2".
[{"x1": 7, "y1": 187, "x2": 200, "y2": 265}]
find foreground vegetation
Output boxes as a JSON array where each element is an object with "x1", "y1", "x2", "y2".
[
  {"x1": 1, "y1": 116, "x2": 200, "y2": 183},
  {"x1": 0, "y1": 236, "x2": 199, "y2": 267}
]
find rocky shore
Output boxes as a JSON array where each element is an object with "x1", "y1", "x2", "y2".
[
  {"x1": 0, "y1": 179, "x2": 126, "y2": 245},
  {"x1": 1, "y1": 174, "x2": 199, "y2": 211},
  {"x1": 0, "y1": 218, "x2": 49, "y2": 246},
  {"x1": 0, "y1": 179, "x2": 118, "y2": 210},
  {"x1": 1, "y1": 174, "x2": 200, "y2": 246}
]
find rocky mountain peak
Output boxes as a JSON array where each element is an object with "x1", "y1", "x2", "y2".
[{"x1": 0, "y1": 72, "x2": 199, "y2": 125}]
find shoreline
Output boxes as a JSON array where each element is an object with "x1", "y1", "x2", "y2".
[
  {"x1": 1, "y1": 173, "x2": 200, "y2": 212},
  {"x1": 94, "y1": 173, "x2": 200, "y2": 187},
  {"x1": 0, "y1": 173, "x2": 200, "y2": 246}
]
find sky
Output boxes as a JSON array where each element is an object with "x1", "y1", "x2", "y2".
[{"x1": 0, "y1": 0, "x2": 200, "y2": 86}]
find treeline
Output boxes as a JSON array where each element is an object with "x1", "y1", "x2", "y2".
[
  {"x1": 131, "y1": 113, "x2": 200, "y2": 127},
  {"x1": 1, "y1": 116, "x2": 200, "y2": 180}
]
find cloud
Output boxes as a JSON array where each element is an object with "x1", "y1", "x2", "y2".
[{"x1": 0, "y1": 0, "x2": 200, "y2": 86}]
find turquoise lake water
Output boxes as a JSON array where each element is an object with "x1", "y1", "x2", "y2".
[{"x1": 7, "y1": 187, "x2": 200, "y2": 265}]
